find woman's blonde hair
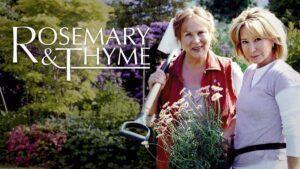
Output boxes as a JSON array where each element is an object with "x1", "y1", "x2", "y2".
[
  {"x1": 229, "y1": 7, "x2": 288, "y2": 60},
  {"x1": 173, "y1": 6, "x2": 216, "y2": 43}
]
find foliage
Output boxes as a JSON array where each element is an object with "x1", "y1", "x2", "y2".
[
  {"x1": 198, "y1": 0, "x2": 256, "y2": 23},
  {"x1": 0, "y1": 0, "x2": 23, "y2": 112},
  {"x1": 5, "y1": 124, "x2": 66, "y2": 168},
  {"x1": 0, "y1": 164, "x2": 41, "y2": 169},
  {"x1": 268, "y1": 1, "x2": 300, "y2": 72},
  {"x1": 0, "y1": 71, "x2": 24, "y2": 111},
  {"x1": 212, "y1": 22, "x2": 247, "y2": 72},
  {"x1": 43, "y1": 115, "x2": 155, "y2": 169},
  {"x1": 101, "y1": 22, "x2": 169, "y2": 104},
  {"x1": 0, "y1": 111, "x2": 30, "y2": 162},
  {"x1": 44, "y1": 82, "x2": 154, "y2": 168},
  {"x1": 212, "y1": 23, "x2": 232, "y2": 57},
  {"x1": 2, "y1": 81, "x2": 152, "y2": 168},
  {"x1": 287, "y1": 22, "x2": 300, "y2": 72},
  {"x1": 41, "y1": 82, "x2": 153, "y2": 169},
  {"x1": 268, "y1": 0, "x2": 300, "y2": 28},
  {"x1": 0, "y1": 0, "x2": 18, "y2": 20},
  {"x1": 0, "y1": 0, "x2": 112, "y2": 118},
  {"x1": 1, "y1": 79, "x2": 154, "y2": 168},
  {"x1": 45, "y1": 116, "x2": 113, "y2": 169},
  {"x1": 106, "y1": 0, "x2": 190, "y2": 28},
  {"x1": 78, "y1": 81, "x2": 140, "y2": 130},
  {"x1": 153, "y1": 86, "x2": 227, "y2": 169}
]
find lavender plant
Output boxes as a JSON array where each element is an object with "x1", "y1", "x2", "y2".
[{"x1": 100, "y1": 21, "x2": 169, "y2": 104}]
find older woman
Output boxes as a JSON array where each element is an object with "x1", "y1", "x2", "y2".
[
  {"x1": 229, "y1": 7, "x2": 300, "y2": 169},
  {"x1": 147, "y1": 6, "x2": 243, "y2": 169}
]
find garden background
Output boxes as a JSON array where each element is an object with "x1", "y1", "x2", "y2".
[{"x1": 0, "y1": 0, "x2": 299, "y2": 168}]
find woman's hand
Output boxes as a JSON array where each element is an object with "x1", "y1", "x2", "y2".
[
  {"x1": 148, "y1": 69, "x2": 169, "y2": 90},
  {"x1": 223, "y1": 134, "x2": 234, "y2": 153}
]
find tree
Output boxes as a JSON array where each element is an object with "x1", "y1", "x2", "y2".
[
  {"x1": 268, "y1": 0, "x2": 300, "y2": 28},
  {"x1": 268, "y1": 0, "x2": 300, "y2": 72},
  {"x1": 286, "y1": 22, "x2": 300, "y2": 72},
  {"x1": 0, "y1": 0, "x2": 18, "y2": 20},
  {"x1": 198, "y1": 0, "x2": 256, "y2": 23},
  {"x1": 107, "y1": 0, "x2": 191, "y2": 28},
  {"x1": 0, "y1": 0, "x2": 112, "y2": 118},
  {"x1": 99, "y1": 22, "x2": 169, "y2": 105}
]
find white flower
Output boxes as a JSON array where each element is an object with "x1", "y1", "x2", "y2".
[
  {"x1": 182, "y1": 102, "x2": 189, "y2": 109},
  {"x1": 179, "y1": 88, "x2": 186, "y2": 95},
  {"x1": 211, "y1": 85, "x2": 223, "y2": 92},
  {"x1": 198, "y1": 91, "x2": 210, "y2": 97},
  {"x1": 196, "y1": 86, "x2": 210, "y2": 97},
  {"x1": 171, "y1": 104, "x2": 179, "y2": 109},
  {"x1": 162, "y1": 101, "x2": 170, "y2": 108},
  {"x1": 165, "y1": 117, "x2": 173, "y2": 124},
  {"x1": 211, "y1": 92, "x2": 222, "y2": 101},
  {"x1": 141, "y1": 141, "x2": 149, "y2": 149},
  {"x1": 156, "y1": 133, "x2": 164, "y2": 138},
  {"x1": 174, "y1": 110, "x2": 181, "y2": 116},
  {"x1": 176, "y1": 98, "x2": 186, "y2": 104},
  {"x1": 183, "y1": 90, "x2": 192, "y2": 98},
  {"x1": 200, "y1": 85, "x2": 210, "y2": 91}
]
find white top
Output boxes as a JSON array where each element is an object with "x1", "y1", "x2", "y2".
[
  {"x1": 232, "y1": 62, "x2": 244, "y2": 96},
  {"x1": 233, "y1": 60, "x2": 300, "y2": 167},
  {"x1": 276, "y1": 86, "x2": 300, "y2": 157},
  {"x1": 252, "y1": 62, "x2": 300, "y2": 157},
  {"x1": 251, "y1": 62, "x2": 273, "y2": 87}
]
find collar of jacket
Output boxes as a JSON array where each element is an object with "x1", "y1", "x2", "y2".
[{"x1": 168, "y1": 50, "x2": 222, "y2": 81}]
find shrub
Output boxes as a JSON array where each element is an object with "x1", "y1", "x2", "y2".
[
  {"x1": 0, "y1": 0, "x2": 112, "y2": 118},
  {"x1": 101, "y1": 22, "x2": 169, "y2": 104},
  {"x1": 45, "y1": 116, "x2": 155, "y2": 169},
  {"x1": 0, "y1": 111, "x2": 31, "y2": 162},
  {"x1": 21, "y1": 81, "x2": 155, "y2": 169},
  {"x1": 287, "y1": 22, "x2": 300, "y2": 72},
  {"x1": 2, "y1": 81, "x2": 155, "y2": 168},
  {"x1": 5, "y1": 124, "x2": 66, "y2": 168},
  {"x1": 213, "y1": 22, "x2": 247, "y2": 72},
  {"x1": 75, "y1": 81, "x2": 140, "y2": 130}
]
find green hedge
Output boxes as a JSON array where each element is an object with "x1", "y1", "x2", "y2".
[
  {"x1": 1, "y1": 82, "x2": 156, "y2": 168},
  {"x1": 44, "y1": 116, "x2": 155, "y2": 169},
  {"x1": 287, "y1": 22, "x2": 300, "y2": 72}
]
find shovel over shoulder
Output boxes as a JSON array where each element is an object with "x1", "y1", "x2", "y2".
[{"x1": 119, "y1": 19, "x2": 180, "y2": 143}]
